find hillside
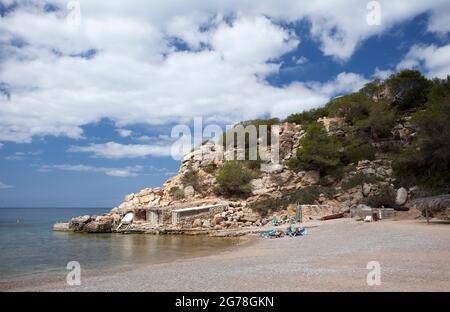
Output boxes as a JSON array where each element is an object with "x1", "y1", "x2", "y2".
[{"x1": 62, "y1": 70, "x2": 450, "y2": 233}]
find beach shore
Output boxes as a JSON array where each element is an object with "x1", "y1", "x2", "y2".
[{"x1": 4, "y1": 218, "x2": 450, "y2": 292}]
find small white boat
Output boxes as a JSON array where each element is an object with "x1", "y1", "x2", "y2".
[
  {"x1": 121, "y1": 212, "x2": 134, "y2": 223},
  {"x1": 116, "y1": 212, "x2": 134, "y2": 231}
]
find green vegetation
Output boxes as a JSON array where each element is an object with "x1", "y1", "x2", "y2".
[
  {"x1": 363, "y1": 185, "x2": 396, "y2": 208},
  {"x1": 360, "y1": 78, "x2": 383, "y2": 101},
  {"x1": 288, "y1": 122, "x2": 343, "y2": 176},
  {"x1": 251, "y1": 186, "x2": 336, "y2": 216},
  {"x1": 285, "y1": 107, "x2": 328, "y2": 126},
  {"x1": 284, "y1": 70, "x2": 448, "y2": 193},
  {"x1": 342, "y1": 172, "x2": 381, "y2": 190},
  {"x1": 365, "y1": 101, "x2": 396, "y2": 139},
  {"x1": 215, "y1": 161, "x2": 259, "y2": 197},
  {"x1": 327, "y1": 92, "x2": 372, "y2": 125},
  {"x1": 181, "y1": 164, "x2": 201, "y2": 191},
  {"x1": 342, "y1": 141, "x2": 376, "y2": 164},
  {"x1": 393, "y1": 76, "x2": 450, "y2": 192},
  {"x1": 385, "y1": 69, "x2": 431, "y2": 111},
  {"x1": 169, "y1": 186, "x2": 185, "y2": 200}
]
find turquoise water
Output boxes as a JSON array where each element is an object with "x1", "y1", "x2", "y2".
[{"x1": 0, "y1": 208, "x2": 238, "y2": 280}]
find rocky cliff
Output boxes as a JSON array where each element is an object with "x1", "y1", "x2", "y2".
[{"x1": 58, "y1": 117, "x2": 430, "y2": 234}]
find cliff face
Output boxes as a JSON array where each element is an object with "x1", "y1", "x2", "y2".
[
  {"x1": 113, "y1": 123, "x2": 305, "y2": 211},
  {"x1": 60, "y1": 117, "x2": 430, "y2": 234},
  {"x1": 110, "y1": 120, "x2": 401, "y2": 221}
]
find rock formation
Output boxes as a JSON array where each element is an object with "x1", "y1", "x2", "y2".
[{"x1": 62, "y1": 119, "x2": 429, "y2": 234}]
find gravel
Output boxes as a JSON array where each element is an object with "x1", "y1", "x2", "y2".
[{"x1": 7, "y1": 219, "x2": 450, "y2": 292}]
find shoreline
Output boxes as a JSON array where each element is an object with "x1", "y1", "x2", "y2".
[
  {"x1": 0, "y1": 234, "x2": 255, "y2": 292},
  {"x1": 4, "y1": 218, "x2": 450, "y2": 292}
]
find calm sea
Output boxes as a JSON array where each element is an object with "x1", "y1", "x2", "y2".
[{"x1": 0, "y1": 208, "x2": 239, "y2": 281}]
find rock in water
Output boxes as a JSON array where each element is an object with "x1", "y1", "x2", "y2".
[
  {"x1": 68, "y1": 215, "x2": 92, "y2": 232},
  {"x1": 84, "y1": 217, "x2": 113, "y2": 233},
  {"x1": 396, "y1": 187, "x2": 408, "y2": 205}
]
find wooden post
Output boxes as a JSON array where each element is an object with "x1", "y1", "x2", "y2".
[{"x1": 295, "y1": 203, "x2": 302, "y2": 224}]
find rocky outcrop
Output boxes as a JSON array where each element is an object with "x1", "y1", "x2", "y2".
[
  {"x1": 68, "y1": 214, "x2": 118, "y2": 233},
  {"x1": 68, "y1": 215, "x2": 92, "y2": 232},
  {"x1": 57, "y1": 118, "x2": 431, "y2": 234}
]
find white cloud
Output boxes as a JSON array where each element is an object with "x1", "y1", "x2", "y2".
[
  {"x1": 116, "y1": 129, "x2": 132, "y2": 137},
  {"x1": 211, "y1": 16, "x2": 299, "y2": 65},
  {"x1": 5, "y1": 152, "x2": 26, "y2": 160},
  {"x1": 38, "y1": 163, "x2": 175, "y2": 177},
  {"x1": 427, "y1": 6, "x2": 450, "y2": 35},
  {"x1": 293, "y1": 56, "x2": 308, "y2": 65},
  {"x1": 4, "y1": 151, "x2": 41, "y2": 160},
  {"x1": 373, "y1": 67, "x2": 394, "y2": 80},
  {"x1": 0, "y1": 1, "x2": 449, "y2": 143},
  {"x1": 397, "y1": 44, "x2": 450, "y2": 79},
  {"x1": 0, "y1": 181, "x2": 14, "y2": 189},
  {"x1": 0, "y1": 143, "x2": 3, "y2": 149},
  {"x1": 68, "y1": 141, "x2": 173, "y2": 158},
  {"x1": 39, "y1": 164, "x2": 143, "y2": 177},
  {"x1": 310, "y1": 72, "x2": 369, "y2": 96}
]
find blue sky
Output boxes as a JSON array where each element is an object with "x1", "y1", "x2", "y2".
[{"x1": 0, "y1": 1, "x2": 450, "y2": 207}]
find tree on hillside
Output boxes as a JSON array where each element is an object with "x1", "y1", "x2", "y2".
[
  {"x1": 385, "y1": 69, "x2": 432, "y2": 111},
  {"x1": 215, "y1": 161, "x2": 258, "y2": 197},
  {"x1": 326, "y1": 92, "x2": 373, "y2": 125},
  {"x1": 366, "y1": 101, "x2": 396, "y2": 139},
  {"x1": 393, "y1": 77, "x2": 450, "y2": 191},
  {"x1": 361, "y1": 78, "x2": 383, "y2": 101},
  {"x1": 285, "y1": 107, "x2": 328, "y2": 125},
  {"x1": 288, "y1": 122, "x2": 343, "y2": 176}
]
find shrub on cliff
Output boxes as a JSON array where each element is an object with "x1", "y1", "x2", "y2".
[
  {"x1": 215, "y1": 161, "x2": 258, "y2": 197},
  {"x1": 342, "y1": 172, "x2": 381, "y2": 190},
  {"x1": 385, "y1": 69, "x2": 431, "y2": 111},
  {"x1": 285, "y1": 107, "x2": 328, "y2": 126},
  {"x1": 393, "y1": 77, "x2": 450, "y2": 192},
  {"x1": 326, "y1": 92, "x2": 372, "y2": 125},
  {"x1": 288, "y1": 122, "x2": 343, "y2": 176},
  {"x1": 367, "y1": 101, "x2": 396, "y2": 139},
  {"x1": 181, "y1": 165, "x2": 201, "y2": 191},
  {"x1": 342, "y1": 142, "x2": 377, "y2": 164},
  {"x1": 364, "y1": 185, "x2": 396, "y2": 208},
  {"x1": 169, "y1": 186, "x2": 185, "y2": 200}
]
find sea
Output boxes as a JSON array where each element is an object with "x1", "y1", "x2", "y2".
[{"x1": 0, "y1": 208, "x2": 239, "y2": 282}]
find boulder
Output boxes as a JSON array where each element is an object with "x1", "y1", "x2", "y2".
[
  {"x1": 139, "y1": 194, "x2": 154, "y2": 204},
  {"x1": 303, "y1": 171, "x2": 320, "y2": 185},
  {"x1": 192, "y1": 219, "x2": 202, "y2": 228},
  {"x1": 84, "y1": 218, "x2": 113, "y2": 233},
  {"x1": 68, "y1": 215, "x2": 92, "y2": 231},
  {"x1": 213, "y1": 215, "x2": 224, "y2": 225},
  {"x1": 260, "y1": 163, "x2": 284, "y2": 173},
  {"x1": 184, "y1": 185, "x2": 195, "y2": 197},
  {"x1": 53, "y1": 222, "x2": 70, "y2": 231},
  {"x1": 362, "y1": 183, "x2": 371, "y2": 197},
  {"x1": 202, "y1": 220, "x2": 211, "y2": 228},
  {"x1": 396, "y1": 187, "x2": 408, "y2": 205}
]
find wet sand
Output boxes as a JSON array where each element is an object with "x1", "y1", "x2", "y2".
[{"x1": 4, "y1": 219, "x2": 450, "y2": 292}]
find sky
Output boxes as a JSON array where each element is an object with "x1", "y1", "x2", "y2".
[{"x1": 0, "y1": 0, "x2": 449, "y2": 207}]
